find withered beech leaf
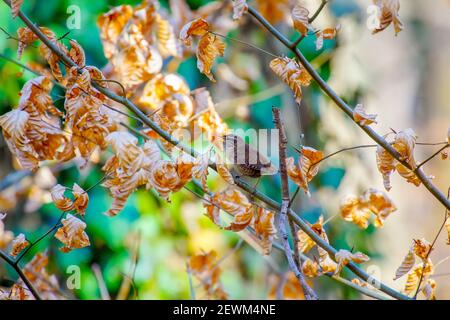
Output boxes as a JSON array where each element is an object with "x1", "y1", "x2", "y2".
[
  {"x1": 179, "y1": 18, "x2": 210, "y2": 46},
  {"x1": 232, "y1": 0, "x2": 248, "y2": 20},
  {"x1": 55, "y1": 214, "x2": 90, "y2": 253},
  {"x1": 372, "y1": 0, "x2": 403, "y2": 35},
  {"x1": 11, "y1": 0, "x2": 23, "y2": 18},
  {"x1": 353, "y1": 104, "x2": 377, "y2": 126},
  {"x1": 393, "y1": 247, "x2": 415, "y2": 280},
  {"x1": 10, "y1": 233, "x2": 29, "y2": 258},
  {"x1": 291, "y1": 4, "x2": 309, "y2": 36},
  {"x1": 196, "y1": 33, "x2": 226, "y2": 82},
  {"x1": 270, "y1": 57, "x2": 312, "y2": 105},
  {"x1": 340, "y1": 189, "x2": 397, "y2": 229}
]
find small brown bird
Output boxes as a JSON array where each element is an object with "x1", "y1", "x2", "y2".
[{"x1": 222, "y1": 134, "x2": 278, "y2": 178}]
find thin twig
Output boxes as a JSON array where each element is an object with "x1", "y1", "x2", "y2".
[
  {"x1": 291, "y1": 0, "x2": 329, "y2": 48},
  {"x1": 273, "y1": 107, "x2": 317, "y2": 300},
  {"x1": 416, "y1": 144, "x2": 450, "y2": 170},
  {"x1": 186, "y1": 262, "x2": 196, "y2": 300},
  {"x1": 0, "y1": 249, "x2": 41, "y2": 300}
]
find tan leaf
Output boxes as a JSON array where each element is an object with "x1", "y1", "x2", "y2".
[
  {"x1": 254, "y1": 207, "x2": 276, "y2": 255},
  {"x1": 413, "y1": 238, "x2": 432, "y2": 261},
  {"x1": 372, "y1": 0, "x2": 403, "y2": 35},
  {"x1": 215, "y1": 152, "x2": 235, "y2": 185},
  {"x1": 286, "y1": 146, "x2": 323, "y2": 195},
  {"x1": 51, "y1": 184, "x2": 74, "y2": 212},
  {"x1": 9, "y1": 233, "x2": 29, "y2": 258},
  {"x1": 302, "y1": 258, "x2": 320, "y2": 278},
  {"x1": 97, "y1": 5, "x2": 134, "y2": 59},
  {"x1": 68, "y1": 40, "x2": 86, "y2": 67},
  {"x1": 353, "y1": 104, "x2": 377, "y2": 126},
  {"x1": 155, "y1": 13, "x2": 179, "y2": 58},
  {"x1": 256, "y1": 0, "x2": 289, "y2": 25},
  {"x1": 72, "y1": 183, "x2": 89, "y2": 216},
  {"x1": 179, "y1": 18, "x2": 210, "y2": 46},
  {"x1": 55, "y1": 214, "x2": 90, "y2": 252},
  {"x1": 376, "y1": 145, "x2": 395, "y2": 191},
  {"x1": 292, "y1": 4, "x2": 309, "y2": 36},
  {"x1": 394, "y1": 247, "x2": 415, "y2": 280},
  {"x1": 404, "y1": 261, "x2": 433, "y2": 295},
  {"x1": 335, "y1": 249, "x2": 370, "y2": 274},
  {"x1": 197, "y1": 33, "x2": 226, "y2": 82},
  {"x1": 421, "y1": 279, "x2": 436, "y2": 300},
  {"x1": 232, "y1": 0, "x2": 248, "y2": 20},
  {"x1": 11, "y1": 0, "x2": 23, "y2": 18},
  {"x1": 270, "y1": 57, "x2": 312, "y2": 105},
  {"x1": 17, "y1": 27, "x2": 38, "y2": 59},
  {"x1": 192, "y1": 151, "x2": 211, "y2": 191}
]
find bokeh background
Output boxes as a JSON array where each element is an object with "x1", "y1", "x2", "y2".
[{"x1": 0, "y1": 0, "x2": 448, "y2": 299}]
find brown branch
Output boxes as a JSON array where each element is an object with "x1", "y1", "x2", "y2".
[
  {"x1": 247, "y1": 4, "x2": 450, "y2": 211},
  {"x1": 273, "y1": 107, "x2": 317, "y2": 300},
  {"x1": 0, "y1": 250, "x2": 41, "y2": 300},
  {"x1": 2, "y1": 0, "x2": 411, "y2": 300}
]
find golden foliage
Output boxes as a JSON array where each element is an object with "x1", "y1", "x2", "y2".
[
  {"x1": 403, "y1": 261, "x2": 433, "y2": 295},
  {"x1": 197, "y1": 33, "x2": 226, "y2": 82},
  {"x1": 335, "y1": 249, "x2": 370, "y2": 275},
  {"x1": 376, "y1": 129, "x2": 421, "y2": 190},
  {"x1": 353, "y1": 104, "x2": 377, "y2": 126},
  {"x1": 270, "y1": 57, "x2": 312, "y2": 105},
  {"x1": 232, "y1": 0, "x2": 248, "y2": 20},
  {"x1": 189, "y1": 250, "x2": 228, "y2": 299},
  {"x1": 340, "y1": 188, "x2": 397, "y2": 228},
  {"x1": 55, "y1": 214, "x2": 90, "y2": 252},
  {"x1": 11, "y1": 0, "x2": 23, "y2": 18},
  {"x1": 256, "y1": 0, "x2": 289, "y2": 25},
  {"x1": 394, "y1": 247, "x2": 415, "y2": 280},
  {"x1": 286, "y1": 146, "x2": 323, "y2": 195},
  {"x1": 372, "y1": 0, "x2": 403, "y2": 35},
  {"x1": 291, "y1": 4, "x2": 309, "y2": 36},
  {"x1": 315, "y1": 26, "x2": 340, "y2": 51},
  {"x1": 9, "y1": 233, "x2": 29, "y2": 258},
  {"x1": 16, "y1": 27, "x2": 38, "y2": 59},
  {"x1": 253, "y1": 207, "x2": 277, "y2": 255}
]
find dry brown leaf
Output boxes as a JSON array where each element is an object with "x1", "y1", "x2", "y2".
[
  {"x1": 403, "y1": 261, "x2": 433, "y2": 295},
  {"x1": 72, "y1": 183, "x2": 89, "y2": 216},
  {"x1": 421, "y1": 279, "x2": 437, "y2": 300},
  {"x1": 179, "y1": 18, "x2": 210, "y2": 46},
  {"x1": 97, "y1": 5, "x2": 134, "y2": 59},
  {"x1": 394, "y1": 247, "x2": 415, "y2": 280},
  {"x1": 413, "y1": 238, "x2": 432, "y2": 261},
  {"x1": 335, "y1": 249, "x2": 370, "y2": 275},
  {"x1": 197, "y1": 33, "x2": 226, "y2": 82},
  {"x1": 270, "y1": 57, "x2": 312, "y2": 105},
  {"x1": 353, "y1": 104, "x2": 377, "y2": 126},
  {"x1": 340, "y1": 189, "x2": 397, "y2": 229},
  {"x1": 11, "y1": 0, "x2": 23, "y2": 18},
  {"x1": 372, "y1": 0, "x2": 403, "y2": 35},
  {"x1": 286, "y1": 146, "x2": 323, "y2": 195},
  {"x1": 9, "y1": 233, "x2": 29, "y2": 258},
  {"x1": 155, "y1": 13, "x2": 179, "y2": 58},
  {"x1": 215, "y1": 152, "x2": 235, "y2": 185},
  {"x1": 16, "y1": 27, "x2": 38, "y2": 59},
  {"x1": 51, "y1": 184, "x2": 74, "y2": 212},
  {"x1": 232, "y1": 0, "x2": 248, "y2": 20},
  {"x1": 256, "y1": 0, "x2": 289, "y2": 25},
  {"x1": 253, "y1": 207, "x2": 276, "y2": 255},
  {"x1": 55, "y1": 214, "x2": 90, "y2": 252},
  {"x1": 292, "y1": 4, "x2": 309, "y2": 36},
  {"x1": 302, "y1": 258, "x2": 320, "y2": 278}
]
